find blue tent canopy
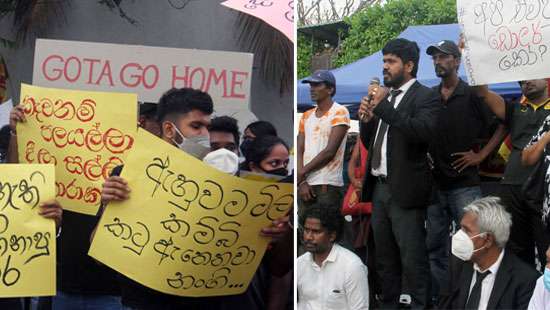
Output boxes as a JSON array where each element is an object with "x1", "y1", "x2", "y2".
[{"x1": 298, "y1": 24, "x2": 522, "y2": 115}]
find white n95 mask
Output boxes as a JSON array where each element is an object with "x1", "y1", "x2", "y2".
[
  {"x1": 203, "y1": 148, "x2": 239, "y2": 175},
  {"x1": 451, "y1": 229, "x2": 486, "y2": 261}
]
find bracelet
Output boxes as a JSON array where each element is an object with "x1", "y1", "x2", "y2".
[
  {"x1": 298, "y1": 180, "x2": 308, "y2": 187},
  {"x1": 10, "y1": 130, "x2": 16, "y2": 136}
]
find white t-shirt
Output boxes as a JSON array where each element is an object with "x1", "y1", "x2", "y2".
[
  {"x1": 297, "y1": 243, "x2": 369, "y2": 310},
  {"x1": 299, "y1": 102, "x2": 350, "y2": 186}
]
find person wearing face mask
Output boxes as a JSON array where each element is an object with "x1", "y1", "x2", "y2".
[
  {"x1": 528, "y1": 246, "x2": 550, "y2": 309},
  {"x1": 203, "y1": 148, "x2": 240, "y2": 175},
  {"x1": 209, "y1": 115, "x2": 241, "y2": 155},
  {"x1": 99, "y1": 88, "x2": 291, "y2": 310},
  {"x1": 440, "y1": 196, "x2": 539, "y2": 310},
  {"x1": 240, "y1": 120, "x2": 278, "y2": 158},
  {"x1": 241, "y1": 135, "x2": 290, "y2": 177}
]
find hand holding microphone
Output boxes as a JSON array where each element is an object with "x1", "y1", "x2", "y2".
[{"x1": 359, "y1": 77, "x2": 381, "y2": 122}]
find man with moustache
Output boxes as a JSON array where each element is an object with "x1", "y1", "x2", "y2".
[
  {"x1": 475, "y1": 78, "x2": 550, "y2": 269},
  {"x1": 358, "y1": 38, "x2": 441, "y2": 308},
  {"x1": 297, "y1": 203, "x2": 369, "y2": 310},
  {"x1": 425, "y1": 40, "x2": 507, "y2": 303}
]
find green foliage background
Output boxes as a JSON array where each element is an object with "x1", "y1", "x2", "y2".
[{"x1": 298, "y1": 0, "x2": 458, "y2": 78}]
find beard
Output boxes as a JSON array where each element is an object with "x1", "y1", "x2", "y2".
[
  {"x1": 383, "y1": 69, "x2": 406, "y2": 88},
  {"x1": 303, "y1": 240, "x2": 330, "y2": 254},
  {"x1": 524, "y1": 89, "x2": 546, "y2": 101},
  {"x1": 435, "y1": 64, "x2": 452, "y2": 78}
]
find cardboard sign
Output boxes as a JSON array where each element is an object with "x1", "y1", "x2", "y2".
[
  {"x1": 33, "y1": 39, "x2": 254, "y2": 112},
  {"x1": 17, "y1": 84, "x2": 137, "y2": 215},
  {"x1": 458, "y1": 0, "x2": 550, "y2": 85},
  {"x1": 89, "y1": 129, "x2": 293, "y2": 297},
  {"x1": 222, "y1": 0, "x2": 294, "y2": 42},
  {"x1": 0, "y1": 164, "x2": 56, "y2": 297}
]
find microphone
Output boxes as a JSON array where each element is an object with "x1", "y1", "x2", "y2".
[{"x1": 359, "y1": 77, "x2": 381, "y2": 121}]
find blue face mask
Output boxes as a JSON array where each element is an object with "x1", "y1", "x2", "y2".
[{"x1": 544, "y1": 268, "x2": 550, "y2": 292}]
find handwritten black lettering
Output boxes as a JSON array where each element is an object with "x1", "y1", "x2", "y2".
[
  {"x1": 167, "y1": 267, "x2": 231, "y2": 290},
  {"x1": 198, "y1": 180, "x2": 224, "y2": 211},
  {"x1": 160, "y1": 213, "x2": 190, "y2": 237},
  {"x1": 223, "y1": 190, "x2": 249, "y2": 217},
  {"x1": 193, "y1": 216, "x2": 217, "y2": 245},
  {"x1": 103, "y1": 218, "x2": 150, "y2": 256},
  {"x1": 1, "y1": 255, "x2": 20, "y2": 287},
  {"x1": 244, "y1": 0, "x2": 273, "y2": 10},
  {"x1": 216, "y1": 221, "x2": 240, "y2": 248},
  {"x1": 153, "y1": 237, "x2": 180, "y2": 265}
]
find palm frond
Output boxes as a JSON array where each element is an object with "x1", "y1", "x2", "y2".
[
  {"x1": 12, "y1": 0, "x2": 68, "y2": 43},
  {"x1": 236, "y1": 13, "x2": 293, "y2": 94}
]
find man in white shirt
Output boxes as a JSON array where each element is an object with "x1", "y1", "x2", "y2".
[
  {"x1": 297, "y1": 203, "x2": 369, "y2": 310},
  {"x1": 440, "y1": 196, "x2": 539, "y2": 309},
  {"x1": 528, "y1": 246, "x2": 550, "y2": 310}
]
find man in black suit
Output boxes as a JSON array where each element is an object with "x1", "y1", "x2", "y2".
[
  {"x1": 440, "y1": 196, "x2": 539, "y2": 310},
  {"x1": 358, "y1": 38, "x2": 441, "y2": 308}
]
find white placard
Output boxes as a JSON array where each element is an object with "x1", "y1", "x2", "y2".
[
  {"x1": 33, "y1": 39, "x2": 254, "y2": 111},
  {"x1": 458, "y1": 0, "x2": 550, "y2": 85}
]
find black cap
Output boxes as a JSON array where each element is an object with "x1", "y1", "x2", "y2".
[
  {"x1": 301, "y1": 69, "x2": 336, "y2": 86},
  {"x1": 426, "y1": 40, "x2": 461, "y2": 57}
]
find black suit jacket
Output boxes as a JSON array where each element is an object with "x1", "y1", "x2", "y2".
[
  {"x1": 360, "y1": 80, "x2": 441, "y2": 208},
  {"x1": 439, "y1": 251, "x2": 539, "y2": 310}
]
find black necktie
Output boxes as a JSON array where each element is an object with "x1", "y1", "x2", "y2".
[
  {"x1": 371, "y1": 89, "x2": 403, "y2": 171},
  {"x1": 465, "y1": 270, "x2": 491, "y2": 310}
]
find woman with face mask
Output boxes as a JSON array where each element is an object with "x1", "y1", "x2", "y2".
[
  {"x1": 240, "y1": 121, "x2": 278, "y2": 158},
  {"x1": 241, "y1": 135, "x2": 290, "y2": 177},
  {"x1": 528, "y1": 246, "x2": 550, "y2": 309}
]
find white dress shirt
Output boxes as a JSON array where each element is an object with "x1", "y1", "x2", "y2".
[
  {"x1": 468, "y1": 249, "x2": 505, "y2": 310},
  {"x1": 528, "y1": 275, "x2": 550, "y2": 310},
  {"x1": 297, "y1": 243, "x2": 369, "y2": 310},
  {"x1": 371, "y1": 78, "x2": 417, "y2": 176}
]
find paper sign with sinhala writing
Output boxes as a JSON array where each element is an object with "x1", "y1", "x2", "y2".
[
  {"x1": 221, "y1": 0, "x2": 294, "y2": 42},
  {"x1": 89, "y1": 129, "x2": 293, "y2": 297},
  {"x1": 17, "y1": 84, "x2": 138, "y2": 215},
  {"x1": 0, "y1": 164, "x2": 56, "y2": 297},
  {"x1": 458, "y1": 0, "x2": 550, "y2": 85}
]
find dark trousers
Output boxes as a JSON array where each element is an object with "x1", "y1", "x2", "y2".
[
  {"x1": 298, "y1": 184, "x2": 343, "y2": 215},
  {"x1": 371, "y1": 182, "x2": 431, "y2": 309},
  {"x1": 499, "y1": 184, "x2": 550, "y2": 269}
]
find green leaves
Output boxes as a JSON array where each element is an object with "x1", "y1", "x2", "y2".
[{"x1": 334, "y1": 0, "x2": 457, "y2": 67}]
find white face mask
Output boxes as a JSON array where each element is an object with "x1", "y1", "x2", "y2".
[
  {"x1": 203, "y1": 148, "x2": 239, "y2": 175},
  {"x1": 451, "y1": 229, "x2": 487, "y2": 261},
  {"x1": 170, "y1": 122, "x2": 210, "y2": 159}
]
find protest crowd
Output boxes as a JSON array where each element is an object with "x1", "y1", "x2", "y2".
[
  {"x1": 0, "y1": 86, "x2": 294, "y2": 310},
  {"x1": 297, "y1": 34, "x2": 550, "y2": 310}
]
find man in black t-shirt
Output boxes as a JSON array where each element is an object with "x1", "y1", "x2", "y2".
[{"x1": 424, "y1": 40, "x2": 507, "y2": 303}]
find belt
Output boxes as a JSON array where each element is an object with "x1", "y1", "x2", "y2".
[
  {"x1": 311, "y1": 184, "x2": 335, "y2": 193},
  {"x1": 376, "y1": 176, "x2": 388, "y2": 184}
]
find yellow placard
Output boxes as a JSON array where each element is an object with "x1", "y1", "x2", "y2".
[
  {"x1": 0, "y1": 164, "x2": 56, "y2": 297},
  {"x1": 17, "y1": 84, "x2": 138, "y2": 215},
  {"x1": 89, "y1": 129, "x2": 293, "y2": 297}
]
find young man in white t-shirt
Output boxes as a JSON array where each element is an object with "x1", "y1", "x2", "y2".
[{"x1": 298, "y1": 70, "x2": 350, "y2": 213}]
